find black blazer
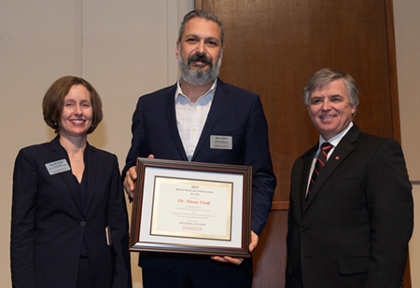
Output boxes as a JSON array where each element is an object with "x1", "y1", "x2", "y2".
[
  {"x1": 123, "y1": 79, "x2": 276, "y2": 272},
  {"x1": 286, "y1": 125, "x2": 413, "y2": 288},
  {"x1": 11, "y1": 136, "x2": 131, "y2": 288}
]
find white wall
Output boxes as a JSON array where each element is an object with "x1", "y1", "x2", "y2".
[
  {"x1": 0, "y1": 0, "x2": 418, "y2": 287},
  {"x1": 0, "y1": 1, "x2": 193, "y2": 287},
  {"x1": 394, "y1": 1, "x2": 420, "y2": 287}
]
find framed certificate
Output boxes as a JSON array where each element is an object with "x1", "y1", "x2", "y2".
[{"x1": 129, "y1": 158, "x2": 252, "y2": 257}]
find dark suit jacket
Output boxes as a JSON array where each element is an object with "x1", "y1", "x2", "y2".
[
  {"x1": 123, "y1": 79, "x2": 276, "y2": 272},
  {"x1": 11, "y1": 136, "x2": 131, "y2": 288},
  {"x1": 286, "y1": 125, "x2": 413, "y2": 288}
]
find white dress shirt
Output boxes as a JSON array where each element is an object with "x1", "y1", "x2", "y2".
[
  {"x1": 175, "y1": 79, "x2": 217, "y2": 161},
  {"x1": 306, "y1": 122, "x2": 354, "y2": 193}
]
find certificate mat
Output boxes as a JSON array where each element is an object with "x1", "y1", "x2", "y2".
[{"x1": 130, "y1": 158, "x2": 252, "y2": 257}]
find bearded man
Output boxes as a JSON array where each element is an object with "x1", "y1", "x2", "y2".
[{"x1": 122, "y1": 9, "x2": 276, "y2": 288}]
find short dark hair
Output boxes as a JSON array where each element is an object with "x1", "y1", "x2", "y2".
[
  {"x1": 303, "y1": 68, "x2": 359, "y2": 108},
  {"x1": 177, "y1": 10, "x2": 225, "y2": 47},
  {"x1": 42, "y1": 76, "x2": 103, "y2": 134}
]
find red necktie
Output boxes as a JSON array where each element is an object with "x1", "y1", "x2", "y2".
[{"x1": 305, "y1": 142, "x2": 333, "y2": 203}]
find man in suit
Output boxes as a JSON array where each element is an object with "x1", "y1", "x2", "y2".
[
  {"x1": 286, "y1": 68, "x2": 413, "y2": 287},
  {"x1": 122, "y1": 10, "x2": 276, "y2": 288}
]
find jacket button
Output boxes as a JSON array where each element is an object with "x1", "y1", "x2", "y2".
[
  {"x1": 80, "y1": 221, "x2": 86, "y2": 227},
  {"x1": 300, "y1": 225, "x2": 305, "y2": 232}
]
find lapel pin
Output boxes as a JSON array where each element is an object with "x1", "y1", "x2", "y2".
[{"x1": 335, "y1": 156, "x2": 339, "y2": 160}]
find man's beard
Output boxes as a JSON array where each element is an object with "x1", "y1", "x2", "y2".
[{"x1": 178, "y1": 49, "x2": 223, "y2": 86}]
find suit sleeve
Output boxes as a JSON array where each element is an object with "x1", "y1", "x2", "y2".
[
  {"x1": 122, "y1": 97, "x2": 149, "y2": 178},
  {"x1": 10, "y1": 149, "x2": 38, "y2": 288},
  {"x1": 364, "y1": 138, "x2": 413, "y2": 287},
  {"x1": 244, "y1": 96, "x2": 276, "y2": 235},
  {"x1": 107, "y1": 156, "x2": 132, "y2": 288}
]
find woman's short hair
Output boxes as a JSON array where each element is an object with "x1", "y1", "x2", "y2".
[{"x1": 42, "y1": 76, "x2": 103, "y2": 134}]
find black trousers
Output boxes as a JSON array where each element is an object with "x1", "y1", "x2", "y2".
[
  {"x1": 77, "y1": 256, "x2": 92, "y2": 288},
  {"x1": 142, "y1": 258, "x2": 253, "y2": 288}
]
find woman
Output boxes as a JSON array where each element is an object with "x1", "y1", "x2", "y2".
[{"x1": 11, "y1": 76, "x2": 132, "y2": 288}]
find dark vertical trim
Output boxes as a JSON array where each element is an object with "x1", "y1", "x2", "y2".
[{"x1": 385, "y1": 0, "x2": 402, "y2": 144}]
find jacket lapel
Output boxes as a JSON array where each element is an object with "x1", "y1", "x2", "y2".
[
  {"x1": 300, "y1": 146, "x2": 317, "y2": 212},
  {"x1": 303, "y1": 125, "x2": 360, "y2": 212},
  {"x1": 192, "y1": 79, "x2": 227, "y2": 160},
  {"x1": 83, "y1": 143, "x2": 96, "y2": 215},
  {"x1": 49, "y1": 136, "x2": 85, "y2": 215}
]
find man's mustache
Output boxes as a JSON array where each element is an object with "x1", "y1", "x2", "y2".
[{"x1": 187, "y1": 53, "x2": 212, "y2": 66}]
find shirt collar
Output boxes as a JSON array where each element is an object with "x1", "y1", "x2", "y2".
[
  {"x1": 175, "y1": 78, "x2": 217, "y2": 104},
  {"x1": 319, "y1": 122, "x2": 354, "y2": 148}
]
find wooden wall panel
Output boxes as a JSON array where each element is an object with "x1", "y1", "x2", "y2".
[
  {"x1": 252, "y1": 210, "x2": 288, "y2": 286},
  {"x1": 196, "y1": 0, "x2": 400, "y2": 201},
  {"x1": 195, "y1": 0, "x2": 408, "y2": 287}
]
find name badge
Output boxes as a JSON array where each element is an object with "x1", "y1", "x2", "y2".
[
  {"x1": 45, "y1": 159, "x2": 71, "y2": 175},
  {"x1": 210, "y1": 135, "x2": 232, "y2": 150}
]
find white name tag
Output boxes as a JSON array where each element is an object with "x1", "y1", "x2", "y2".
[
  {"x1": 210, "y1": 135, "x2": 232, "y2": 150},
  {"x1": 45, "y1": 159, "x2": 71, "y2": 175}
]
